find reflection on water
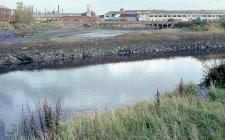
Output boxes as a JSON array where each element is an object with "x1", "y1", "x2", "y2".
[{"x1": 0, "y1": 56, "x2": 221, "y2": 137}]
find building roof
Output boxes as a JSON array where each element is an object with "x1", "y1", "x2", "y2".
[
  {"x1": 105, "y1": 11, "x2": 123, "y2": 15},
  {"x1": 33, "y1": 13, "x2": 83, "y2": 18},
  {"x1": 137, "y1": 10, "x2": 225, "y2": 15},
  {"x1": 0, "y1": 5, "x2": 10, "y2": 10},
  {"x1": 121, "y1": 10, "x2": 138, "y2": 15}
]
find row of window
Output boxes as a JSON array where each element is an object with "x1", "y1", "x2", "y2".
[
  {"x1": 142, "y1": 14, "x2": 225, "y2": 18},
  {"x1": 0, "y1": 10, "x2": 10, "y2": 15}
]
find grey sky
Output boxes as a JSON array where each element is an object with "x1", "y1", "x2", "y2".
[{"x1": 1, "y1": 0, "x2": 225, "y2": 15}]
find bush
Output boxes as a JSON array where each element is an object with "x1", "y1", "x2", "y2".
[
  {"x1": 83, "y1": 23, "x2": 91, "y2": 28},
  {"x1": 173, "y1": 20, "x2": 210, "y2": 31},
  {"x1": 221, "y1": 22, "x2": 225, "y2": 29},
  {"x1": 203, "y1": 62, "x2": 225, "y2": 87}
]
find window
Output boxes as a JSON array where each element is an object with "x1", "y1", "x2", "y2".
[
  {"x1": 203, "y1": 15, "x2": 206, "y2": 17},
  {"x1": 208, "y1": 15, "x2": 212, "y2": 17},
  {"x1": 173, "y1": 15, "x2": 177, "y2": 17},
  {"x1": 149, "y1": 15, "x2": 153, "y2": 17},
  {"x1": 178, "y1": 15, "x2": 181, "y2": 17},
  {"x1": 163, "y1": 15, "x2": 167, "y2": 17},
  {"x1": 168, "y1": 15, "x2": 171, "y2": 17},
  {"x1": 182, "y1": 15, "x2": 186, "y2": 17},
  {"x1": 159, "y1": 15, "x2": 162, "y2": 17},
  {"x1": 154, "y1": 15, "x2": 158, "y2": 17}
]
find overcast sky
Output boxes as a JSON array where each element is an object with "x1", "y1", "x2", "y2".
[{"x1": 1, "y1": 0, "x2": 225, "y2": 15}]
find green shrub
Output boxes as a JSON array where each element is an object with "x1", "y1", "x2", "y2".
[
  {"x1": 221, "y1": 22, "x2": 225, "y2": 29},
  {"x1": 173, "y1": 20, "x2": 209, "y2": 31},
  {"x1": 208, "y1": 87, "x2": 225, "y2": 104},
  {"x1": 203, "y1": 62, "x2": 225, "y2": 87}
]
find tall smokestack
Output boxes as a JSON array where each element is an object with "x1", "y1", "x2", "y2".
[
  {"x1": 58, "y1": 5, "x2": 60, "y2": 14},
  {"x1": 45, "y1": 8, "x2": 46, "y2": 14},
  {"x1": 32, "y1": 6, "x2": 34, "y2": 13}
]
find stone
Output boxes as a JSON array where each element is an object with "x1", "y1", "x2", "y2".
[{"x1": 196, "y1": 85, "x2": 208, "y2": 102}]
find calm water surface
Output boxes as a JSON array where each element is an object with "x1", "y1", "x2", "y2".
[{"x1": 0, "y1": 56, "x2": 220, "y2": 126}]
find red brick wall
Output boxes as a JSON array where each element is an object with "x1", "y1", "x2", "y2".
[
  {"x1": 59, "y1": 16, "x2": 96, "y2": 23},
  {"x1": 0, "y1": 8, "x2": 11, "y2": 22}
]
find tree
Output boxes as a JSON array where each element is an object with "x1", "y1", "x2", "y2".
[{"x1": 14, "y1": 3, "x2": 33, "y2": 24}]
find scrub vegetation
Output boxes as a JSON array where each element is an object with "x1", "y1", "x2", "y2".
[
  {"x1": 0, "y1": 22, "x2": 60, "y2": 34},
  {"x1": 55, "y1": 84, "x2": 225, "y2": 140},
  {"x1": 203, "y1": 61, "x2": 225, "y2": 87},
  {"x1": 173, "y1": 20, "x2": 225, "y2": 32}
]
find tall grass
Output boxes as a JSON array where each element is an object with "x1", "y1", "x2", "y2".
[
  {"x1": 21, "y1": 99, "x2": 61, "y2": 139},
  {"x1": 54, "y1": 83, "x2": 225, "y2": 140}
]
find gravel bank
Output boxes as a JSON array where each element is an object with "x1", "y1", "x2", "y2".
[{"x1": 0, "y1": 34, "x2": 225, "y2": 73}]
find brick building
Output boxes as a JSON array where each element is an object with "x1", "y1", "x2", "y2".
[
  {"x1": 0, "y1": 5, "x2": 11, "y2": 22},
  {"x1": 34, "y1": 12, "x2": 97, "y2": 23},
  {"x1": 59, "y1": 15, "x2": 96, "y2": 23}
]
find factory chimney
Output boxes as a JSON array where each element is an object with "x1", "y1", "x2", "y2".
[
  {"x1": 31, "y1": 6, "x2": 34, "y2": 13},
  {"x1": 58, "y1": 5, "x2": 60, "y2": 14}
]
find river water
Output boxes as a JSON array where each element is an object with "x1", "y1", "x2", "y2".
[{"x1": 0, "y1": 56, "x2": 222, "y2": 138}]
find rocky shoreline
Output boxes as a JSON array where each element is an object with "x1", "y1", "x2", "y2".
[{"x1": 0, "y1": 36, "x2": 225, "y2": 73}]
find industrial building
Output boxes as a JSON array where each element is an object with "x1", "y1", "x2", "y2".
[
  {"x1": 33, "y1": 5, "x2": 96, "y2": 23},
  {"x1": 104, "y1": 9, "x2": 124, "y2": 21},
  {"x1": 104, "y1": 9, "x2": 225, "y2": 22},
  {"x1": 0, "y1": 5, "x2": 12, "y2": 22},
  {"x1": 138, "y1": 10, "x2": 225, "y2": 22},
  {"x1": 120, "y1": 10, "x2": 138, "y2": 21}
]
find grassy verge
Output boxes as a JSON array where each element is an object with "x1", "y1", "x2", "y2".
[
  {"x1": 56, "y1": 84, "x2": 225, "y2": 140},
  {"x1": 0, "y1": 22, "x2": 61, "y2": 34}
]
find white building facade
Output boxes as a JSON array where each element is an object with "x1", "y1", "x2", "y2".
[
  {"x1": 104, "y1": 11, "x2": 122, "y2": 21},
  {"x1": 138, "y1": 10, "x2": 225, "y2": 22}
]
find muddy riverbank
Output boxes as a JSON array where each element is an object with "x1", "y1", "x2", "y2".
[{"x1": 0, "y1": 33, "x2": 225, "y2": 73}]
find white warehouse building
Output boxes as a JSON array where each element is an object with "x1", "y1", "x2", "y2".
[{"x1": 138, "y1": 10, "x2": 225, "y2": 22}]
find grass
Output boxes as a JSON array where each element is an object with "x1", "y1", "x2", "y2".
[
  {"x1": 209, "y1": 86, "x2": 225, "y2": 105},
  {"x1": 53, "y1": 83, "x2": 225, "y2": 140},
  {"x1": 21, "y1": 100, "x2": 61, "y2": 139},
  {"x1": 0, "y1": 22, "x2": 61, "y2": 34}
]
